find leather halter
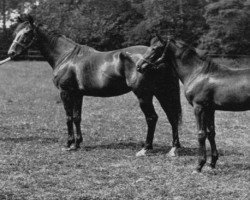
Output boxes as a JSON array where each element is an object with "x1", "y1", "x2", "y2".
[
  {"x1": 143, "y1": 37, "x2": 171, "y2": 70},
  {"x1": 12, "y1": 28, "x2": 37, "y2": 52}
]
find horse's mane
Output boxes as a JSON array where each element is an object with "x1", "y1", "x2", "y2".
[
  {"x1": 200, "y1": 59, "x2": 231, "y2": 74},
  {"x1": 175, "y1": 40, "x2": 230, "y2": 74},
  {"x1": 16, "y1": 14, "x2": 78, "y2": 49},
  {"x1": 39, "y1": 28, "x2": 77, "y2": 48}
]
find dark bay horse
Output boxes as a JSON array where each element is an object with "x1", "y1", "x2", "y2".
[
  {"x1": 137, "y1": 37, "x2": 250, "y2": 172},
  {"x1": 7, "y1": 14, "x2": 182, "y2": 156}
]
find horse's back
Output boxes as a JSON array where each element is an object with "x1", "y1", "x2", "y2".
[{"x1": 74, "y1": 46, "x2": 149, "y2": 95}]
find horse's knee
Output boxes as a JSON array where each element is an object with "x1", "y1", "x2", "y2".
[
  {"x1": 198, "y1": 131, "x2": 206, "y2": 143},
  {"x1": 146, "y1": 114, "x2": 158, "y2": 125},
  {"x1": 66, "y1": 116, "x2": 73, "y2": 125},
  {"x1": 73, "y1": 115, "x2": 81, "y2": 124}
]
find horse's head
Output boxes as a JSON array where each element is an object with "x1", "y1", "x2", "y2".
[
  {"x1": 136, "y1": 35, "x2": 178, "y2": 73},
  {"x1": 136, "y1": 35, "x2": 167, "y2": 73},
  {"x1": 8, "y1": 14, "x2": 36, "y2": 58},
  {"x1": 137, "y1": 36, "x2": 204, "y2": 73}
]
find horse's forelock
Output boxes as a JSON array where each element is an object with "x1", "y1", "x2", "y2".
[{"x1": 16, "y1": 14, "x2": 34, "y2": 25}]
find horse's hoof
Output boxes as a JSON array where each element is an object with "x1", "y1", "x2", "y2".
[
  {"x1": 62, "y1": 147, "x2": 72, "y2": 151},
  {"x1": 192, "y1": 169, "x2": 201, "y2": 174},
  {"x1": 167, "y1": 147, "x2": 179, "y2": 157},
  {"x1": 136, "y1": 148, "x2": 148, "y2": 157},
  {"x1": 69, "y1": 144, "x2": 80, "y2": 151},
  {"x1": 62, "y1": 145, "x2": 79, "y2": 151}
]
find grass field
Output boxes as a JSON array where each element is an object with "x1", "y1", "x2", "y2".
[{"x1": 0, "y1": 61, "x2": 249, "y2": 200}]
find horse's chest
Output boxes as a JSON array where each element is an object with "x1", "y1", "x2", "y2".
[
  {"x1": 184, "y1": 76, "x2": 209, "y2": 104},
  {"x1": 53, "y1": 67, "x2": 77, "y2": 90}
]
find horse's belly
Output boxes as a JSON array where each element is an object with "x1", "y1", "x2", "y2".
[
  {"x1": 213, "y1": 88, "x2": 250, "y2": 111},
  {"x1": 83, "y1": 78, "x2": 131, "y2": 97},
  {"x1": 83, "y1": 87, "x2": 131, "y2": 97}
]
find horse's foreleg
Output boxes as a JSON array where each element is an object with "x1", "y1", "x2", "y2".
[
  {"x1": 206, "y1": 110, "x2": 218, "y2": 169},
  {"x1": 73, "y1": 93, "x2": 83, "y2": 150},
  {"x1": 194, "y1": 105, "x2": 207, "y2": 172},
  {"x1": 155, "y1": 93, "x2": 181, "y2": 157},
  {"x1": 136, "y1": 95, "x2": 158, "y2": 156},
  {"x1": 60, "y1": 90, "x2": 75, "y2": 150}
]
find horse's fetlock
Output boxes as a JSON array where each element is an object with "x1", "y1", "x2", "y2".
[
  {"x1": 146, "y1": 115, "x2": 158, "y2": 123},
  {"x1": 207, "y1": 131, "x2": 215, "y2": 139},
  {"x1": 194, "y1": 106, "x2": 203, "y2": 115},
  {"x1": 198, "y1": 131, "x2": 206, "y2": 139}
]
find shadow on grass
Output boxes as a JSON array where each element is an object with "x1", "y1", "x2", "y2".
[
  {"x1": 216, "y1": 162, "x2": 250, "y2": 174},
  {"x1": 0, "y1": 136, "x2": 58, "y2": 144},
  {"x1": 139, "y1": 145, "x2": 244, "y2": 157},
  {"x1": 228, "y1": 162, "x2": 250, "y2": 171},
  {"x1": 84, "y1": 141, "x2": 141, "y2": 151},
  {"x1": 83, "y1": 141, "x2": 245, "y2": 157}
]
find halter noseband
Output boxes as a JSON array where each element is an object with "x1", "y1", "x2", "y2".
[
  {"x1": 13, "y1": 28, "x2": 37, "y2": 52},
  {"x1": 12, "y1": 38, "x2": 35, "y2": 49}
]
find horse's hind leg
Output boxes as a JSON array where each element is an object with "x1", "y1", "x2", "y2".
[
  {"x1": 155, "y1": 93, "x2": 181, "y2": 157},
  {"x1": 72, "y1": 92, "x2": 83, "y2": 150},
  {"x1": 60, "y1": 90, "x2": 75, "y2": 150},
  {"x1": 194, "y1": 105, "x2": 207, "y2": 172},
  {"x1": 135, "y1": 94, "x2": 158, "y2": 156},
  {"x1": 206, "y1": 110, "x2": 218, "y2": 169}
]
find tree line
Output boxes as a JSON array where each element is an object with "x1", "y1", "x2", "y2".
[{"x1": 0, "y1": 0, "x2": 250, "y2": 55}]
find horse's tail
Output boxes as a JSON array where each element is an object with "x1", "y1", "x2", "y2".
[
  {"x1": 174, "y1": 77, "x2": 183, "y2": 125},
  {"x1": 176, "y1": 80, "x2": 183, "y2": 126},
  {"x1": 168, "y1": 67, "x2": 182, "y2": 127}
]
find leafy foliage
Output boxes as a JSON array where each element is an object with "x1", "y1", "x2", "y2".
[
  {"x1": 31, "y1": 0, "x2": 143, "y2": 50},
  {"x1": 127, "y1": 0, "x2": 208, "y2": 46},
  {"x1": 200, "y1": 0, "x2": 250, "y2": 54},
  {"x1": 0, "y1": 0, "x2": 250, "y2": 55}
]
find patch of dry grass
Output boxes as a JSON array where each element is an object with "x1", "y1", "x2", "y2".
[{"x1": 0, "y1": 61, "x2": 249, "y2": 200}]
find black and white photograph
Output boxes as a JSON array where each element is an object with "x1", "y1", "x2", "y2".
[{"x1": 0, "y1": 0, "x2": 249, "y2": 199}]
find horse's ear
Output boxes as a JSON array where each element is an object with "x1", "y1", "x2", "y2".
[
  {"x1": 17, "y1": 16, "x2": 23, "y2": 23},
  {"x1": 156, "y1": 33, "x2": 165, "y2": 45},
  {"x1": 27, "y1": 14, "x2": 34, "y2": 25}
]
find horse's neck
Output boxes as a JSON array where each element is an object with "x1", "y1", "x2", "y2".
[
  {"x1": 36, "y1": 30, "x2": 76, "y2": 69},
  {"x1": 175, "y1": 56, "x2": 203, "y2": 84}
]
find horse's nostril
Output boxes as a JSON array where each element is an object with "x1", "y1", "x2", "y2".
[
  {"x1": 137, "y1": 66, "x2": 145, "y2": 73},
  {"x1": 8, "y1": 51, "x2": 15, "y2": 57}
]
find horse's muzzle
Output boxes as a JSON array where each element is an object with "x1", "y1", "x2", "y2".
[
  {"x1": 136, "y1": 63, "x2": 148, "y2": 73},
  {"x1": 8, "y1": 50, "x2": 16, "y2": 58},
  {"x1": 136, "y1": 66, "x2": 143, "y2": 73}
]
